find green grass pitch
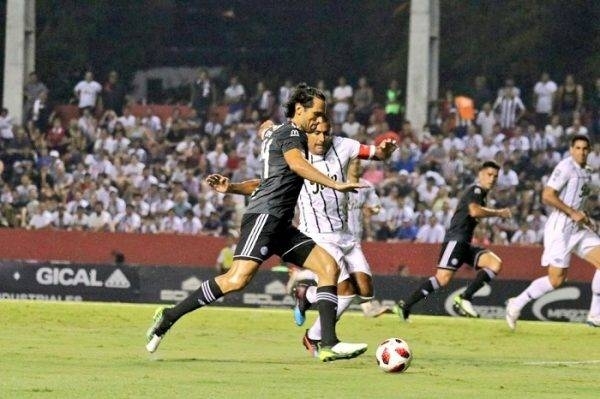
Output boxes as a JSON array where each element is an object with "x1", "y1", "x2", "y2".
[{"x1": 1, "y1": 301, "x2": 599, "y2": 398}]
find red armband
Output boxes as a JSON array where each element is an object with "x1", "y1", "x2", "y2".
[{"x1": 358, "y1": 144, "x2": 376, "y2": 160}]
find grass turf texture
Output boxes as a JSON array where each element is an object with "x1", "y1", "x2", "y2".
[{"x1": 1, "y1": 301, "x2": 599, "y2": 399}]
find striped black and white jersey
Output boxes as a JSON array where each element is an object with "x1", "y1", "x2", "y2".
[
  {"x1": 296, "y1": 136, "x2": 360, "y2": 234},
  {"x1": 493, "y1": 95, "x2": 525, "y2": 129},
  {"x1": 347, "y1": 179, "x2": 380, "y2": 240},
  {"x1": 545, "y1": 156, "x2": 592, "y2": 231},
  {"x1": 245, "y1": 122, "x2": 308, "y2": 220}
]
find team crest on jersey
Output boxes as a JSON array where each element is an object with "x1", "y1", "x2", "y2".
[
  {"x1": 260, "y1": 246, "x2": 269, "y2": 256},
  {"x1": 290, "y1": 129, "x2": 299, "y2": 137},
  {"x1": 474, "y1": 187, "x2": 481, "y2": 195}
]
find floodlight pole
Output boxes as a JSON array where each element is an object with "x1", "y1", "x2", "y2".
[
  {"x1": 2, "y1": 0, "x2": 36, "y2": 124},
  {"x1": 405, "y1": 0, "x2": 439, "y2": 137}
]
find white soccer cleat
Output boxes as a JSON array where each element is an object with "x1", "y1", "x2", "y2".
[
  {"x1": 146, "y1": 334, "x2": 163, "y2": 353},
  {"x1": 318, "y1": 342, "x2": 368, "y2": 362},
  {"x1": 505, "y1": 298, "x2": 520, "y2": 331},
  {"x1": 586, "y1": 315, "x2": 600, "y2": 327}
]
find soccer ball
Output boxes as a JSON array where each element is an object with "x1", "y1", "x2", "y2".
[{"x1": 375, "y1": 338, "x2": 412, "y2": 373}]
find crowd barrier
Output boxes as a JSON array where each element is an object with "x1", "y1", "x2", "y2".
[{"x1": 0, "y1": 229, "x2": 595, "y2": 282}]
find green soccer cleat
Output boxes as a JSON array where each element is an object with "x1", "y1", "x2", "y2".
[
  {"x1": 145, "y1": 307, "x2": 170, "y2": 353},
  {"x1": 318, "y1": 342, "x2": 368, "y2": 362},
  {"x1": 453, "y1": 296, "x2": 479, "y2": 318}
]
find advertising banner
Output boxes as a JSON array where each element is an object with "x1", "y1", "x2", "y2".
[{"x1": 0, "y1": 261, "x2": 593, "y2": 323}]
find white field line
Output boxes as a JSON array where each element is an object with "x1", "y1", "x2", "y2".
[{"x1": 524, "y1": 360, "x2": 600, "y2": 366}]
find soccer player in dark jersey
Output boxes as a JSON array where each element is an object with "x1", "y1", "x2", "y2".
[
  {"x1": 395, "y1": 161, "x2": 512, "y2": 320},
  {"x1": 145, "y1": 83, "x2": 368, "y2": 362}
]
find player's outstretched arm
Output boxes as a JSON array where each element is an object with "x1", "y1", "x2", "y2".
[
  {"x1": 206, "y1": 174, "x2": 260, "y2": 196},
  {"x1": 283, "y1": 148, "x2": 366, "y2": 193},
  {"x1": 468, "y1": 203, "x2": 512, "y2": 219},
  {"x1": 356, "y1": 139, "x2": 398, "y2": 161}
]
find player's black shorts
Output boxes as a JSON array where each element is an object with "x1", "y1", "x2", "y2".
[
  {"x1": 437, "y1": 240, "x2": 488, "y2": 271},
  {"x1": 234, "y1": 213, "x2": 316, "y2": 266}
]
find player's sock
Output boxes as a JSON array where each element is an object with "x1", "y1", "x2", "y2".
[
  {"x1": 158, "y1": 279, "x2": 224, "y2": 334},
  {"x1": 589, "y1": 270, "x2": 600, "y2": 317},
  {"x1": 461, "y1": 268, "x2": 496, "y2": 300},
  {"x1": 305, "y1": 285, "x2": 317, "y2": 304},
  {"x1": 316, "y1": 285, "x2": 338, "y2": 347},
  {"x1": 404, "y1": 276, "x2": 440, "y2": 310},
  {"x1": 308, "y1": 295, "x2": 354, "y2": 341},
  {"x1": 512, "y1": 276, "x2": 553, "y2": 311}
]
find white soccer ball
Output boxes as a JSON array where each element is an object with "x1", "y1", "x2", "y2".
[{"x1": 375, "y1": 338, "x2": 412, "y2": 373}]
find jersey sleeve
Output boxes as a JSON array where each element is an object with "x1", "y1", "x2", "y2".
[
  {"x1": 341, "y1": 137, "x2": 361, "y2": 159},
  {"x1": 278, "y1": 127, "x2": 306, "y2": 153},
  {"x1": 546, "y1": 162, "x2": 569, "y2": 192},
  {"x1": 466, "y1": 186, "x2": 486, "y2": 206}
]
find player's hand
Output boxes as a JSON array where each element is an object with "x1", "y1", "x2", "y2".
[
  {"x1": 206, "y1": 174, "x2": 230, "y2": 193},
  {"x1": 334, "y1": 181, "x2": 368, "y2": 193},
  {"x1": 377, "y1": 138, "x2": 398, "y2": 159},
  {"x1": 498, "y1": 208, "x2": 512, "y2": 218},
  {"x1": 570, "y1": 209, "x2": 588, "y2": 225}
]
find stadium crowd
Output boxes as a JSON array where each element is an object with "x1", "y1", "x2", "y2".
[{"x1": 0, "y1": 69, "x2": 599, "y2": 246}]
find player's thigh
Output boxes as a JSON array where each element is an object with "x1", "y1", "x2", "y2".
[
  {"x1": 302, "y1": 245, "x2": 339, "y2": 286},
  {"x1": 313, "y1": 239, "x2": 350, "y2": 283},
  {"x1": 541, "y1": 233, "x2": 571, "y2": 268},
  {"x1": 475, "y1": 250, "x2": 502, "y2": 273},
  {"x1": 216, "y1": 259, "x2": 261, "y2": 292},
  {"x1": 576, "y1": 230, "x2": 600, "y2": 269}
]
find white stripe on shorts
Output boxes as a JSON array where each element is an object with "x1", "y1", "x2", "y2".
[
  {"x1": 241, "y1": 213, "x2": 268, "y2": 257},
  {"x1": 439, "y1": 240, "x2": 457, "y2": 268}
]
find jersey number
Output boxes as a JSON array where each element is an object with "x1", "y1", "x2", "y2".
[{"x1": 261, "y1": 137, "x2": 273, "y2": 178}]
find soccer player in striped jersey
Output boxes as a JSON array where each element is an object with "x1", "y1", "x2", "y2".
[
  {"x1": 506, "y1": 134, "x2": 600, "y2": 329},
  {"x1": 208, "y1": 116, "x2": 397, "y2": 356},
  {"x1": 395, "y1": 161, "x2": 513, "y2": 320},
  {"x1": 146, "y1": 83, "x2": 368, "y2": 362}
]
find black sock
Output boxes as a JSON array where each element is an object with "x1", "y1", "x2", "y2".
[
  {"x1": 316, "y1": 285, "x2": 338, "y2": 347},
  {"x1": 157, "y1": 279, "x2": 224, "y2": 335},
  {"x1": 461, "y1": 268, "x2": 496, "y2": 300},
  {"x1": 404, "y1": 277, "x2": 440, "y2": 310}
]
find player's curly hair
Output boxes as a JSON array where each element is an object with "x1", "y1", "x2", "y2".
[{"x1": 284, "y1": 83, "x2": 326, "y2": 118}]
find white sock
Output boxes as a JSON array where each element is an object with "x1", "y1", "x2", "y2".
[
  {"x1": 512, "y1": 276, "x2": 554, "y2": 311},
  {"x1": 589, "y1": 270, "x2": 600, "y2": 318},
  {"x1": 307, "y1": 295, "x2": 355, "y2": 341},
  {"x1": 306, "y1": 285, "x2": 317, "y2": 304}
]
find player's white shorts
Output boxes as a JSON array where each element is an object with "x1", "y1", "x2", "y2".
[
  {"x1": 310, "y1": 231, "x2": 372, "y2": 283},
  {"x1": 541, "y1": 225, "x2": 600, "y2": 268}
]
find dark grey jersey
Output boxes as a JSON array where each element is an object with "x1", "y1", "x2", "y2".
[
  {"x1": 444, "y1": 184, "x2": 488, "y2": 242},
  {"x1": 245, "y1": 123, "x2": 308, "y2": 220}
]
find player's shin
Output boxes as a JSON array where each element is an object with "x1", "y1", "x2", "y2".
[
  {"x1": 160, "y1": 279, "x2": 224, "y2": 332},
  {"x1": 316, "y1": 285, "x2": 338, "y2": 347},
  {"x1": 461, "y1": 268, "x2": 496, "y2": 300}
]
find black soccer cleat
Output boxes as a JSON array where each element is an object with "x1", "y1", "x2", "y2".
[{"x1": 394, "y1": 300, "x2": 411, "y2": 322}]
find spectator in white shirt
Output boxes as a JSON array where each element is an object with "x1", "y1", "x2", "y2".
[
  {"x1": 475, "y1": 102, "x2": 496, "y2": 138},
  {"x1": 74, "y1": 71, "x2": 102, "y2": 112},
  {"x1": 510, "y1": 222, "x2": 538, "y2": 245},
  {"x1": 332, "y1": 76, "x2": 353, "y2": 124},
  {"x1": 180, "y1": 209, "x2": 203, "y2": 235},
  {"x1": 497, "y1": 161, "x2": 519, "y2": 189},
  {"x1": 27, "y1": 202, "x2": 53, "y2": 230},
  {"x1": 415, "y1": 215, "x2": 445, "y2": 243},
  {"x1": 87, "y1": 201, "x2": 113, "y2": 232},
  {"x1": 533, "y1": 72, "x2": 557, "y2": 129}
]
